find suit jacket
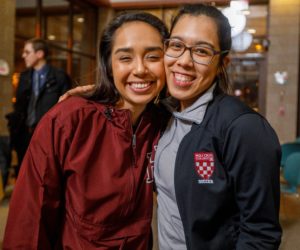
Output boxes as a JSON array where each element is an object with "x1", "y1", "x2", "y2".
[
  {"x1": 7, "y1": 65, "x2": 71, "y2": 146},
  {"x1": 15, "y1": 65, "x2": 72, "y2": 126}
]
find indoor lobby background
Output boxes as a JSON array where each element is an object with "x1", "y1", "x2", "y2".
[{"x1": 0, "y1": 0, "x2": 300, "y2": 249}]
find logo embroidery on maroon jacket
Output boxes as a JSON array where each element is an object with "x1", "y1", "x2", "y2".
[
  {"x1": 146, "y1": 145, "x2": 157, "y2": 184},
  {"x1": 194, "y1": 152, "x2": 215, "y2": 184}
]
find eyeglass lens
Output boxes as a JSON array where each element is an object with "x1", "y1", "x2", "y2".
[{"x1": 165, "y1": 39, "x2": 216, "y2": 65}]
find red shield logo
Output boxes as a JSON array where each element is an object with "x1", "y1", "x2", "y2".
[{"x1": 194, "y1": 152, "x2": 215, "y2": 180}]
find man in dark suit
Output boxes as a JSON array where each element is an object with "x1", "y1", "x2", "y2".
[{"x1": 7, "y1": 38, "x2": 71, "y2": 176}]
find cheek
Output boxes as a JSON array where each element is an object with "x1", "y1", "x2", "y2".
[
  {"x1": 195, "y1": 63, "x2": 218, "y2": 80},
  {"x1": 156, "y1": 62, "x2": 166, "y2": 82},
  {"x1": 112, "y1": 63, "x2": 129, "y2": 82},
  {"x1": 163, "y1": 60, "x2": 174, "y2": 80},
  {"x1": 164, "y1": 56, "x2": 175, "y2": 70},
  {"x1": 147, "y1": 61, "x2": 166, "y2": 83}
]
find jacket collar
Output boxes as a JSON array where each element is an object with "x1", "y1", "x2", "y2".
[{"x1": 170, "y1": 83, "x2": 216, "y2": 124}]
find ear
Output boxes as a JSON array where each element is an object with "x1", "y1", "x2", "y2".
[
  {"x1": 217, "y1": 55, "x2": 230, "y2": 75},
  {"x1": 36, "y1": 50, "x2": 45, "y2": 59},
  {"x1": 222, "y1": 55, "x2": 230, "y2": 67}
]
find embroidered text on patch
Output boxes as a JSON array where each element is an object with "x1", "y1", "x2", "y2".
[{"x1": 194, "y1": 152, "x2": 215, "y2": 184}]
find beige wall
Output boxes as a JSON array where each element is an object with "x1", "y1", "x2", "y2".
[
  {"x1": 266, "y1": 0, "x2": 300, "y2": 143},
  {"x1": 0, "y1": 0, "x2": 15, "y2": 136}
]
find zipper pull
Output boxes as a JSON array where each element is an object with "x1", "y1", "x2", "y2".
[{"x1": 132, "y1": 134, "x2": 136, "y2": 148}]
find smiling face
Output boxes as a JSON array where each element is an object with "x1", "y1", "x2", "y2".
[
  {"x1": 164, "y1": 15, "x2": 222, "y2": 110},
  {"x1": 111, "y1": 21, "x2": 165, "y2": 112}
]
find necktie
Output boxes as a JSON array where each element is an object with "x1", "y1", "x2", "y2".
[
  {"x1": 26, "y1": 71, "x2": 40, "y2": 126},
  {"x1": 34, "y1": 72, "x2": 40, "y2": 96}
]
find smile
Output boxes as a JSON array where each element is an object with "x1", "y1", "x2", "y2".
[
  {"x1": 173, "y1": 73, "x2": 195, "y2": 87},
  {"x1": 129, "y1": 81, "x2": 152, "y2": 90}
]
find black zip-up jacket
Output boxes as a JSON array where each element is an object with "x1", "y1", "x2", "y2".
[{"x1": 174, "y1": 93, "x2": 282, "y2": 250}]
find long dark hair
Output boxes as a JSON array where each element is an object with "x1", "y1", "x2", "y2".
[
  {"x1": 92, "y1": 12, "x2": 169, "y2": 105},
  {"x1": 170, "y1": 4, "x2": 232, "y2": 94}
]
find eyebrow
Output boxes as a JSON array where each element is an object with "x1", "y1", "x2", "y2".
[
  {"x1": 170, "y1": 36, "x2": 216, "y2": 49},
  {"x1": 114, "y1": 46, "x2": 163, "y2": 54}
]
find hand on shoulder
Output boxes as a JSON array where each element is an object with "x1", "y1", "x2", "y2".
[{"x1": 58, "y1": 84, "x2": 96, "y2": 103}]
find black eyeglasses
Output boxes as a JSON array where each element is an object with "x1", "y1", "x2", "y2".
[{"x1": 164, "y1": 39, "x2": 229, "y2": 65}]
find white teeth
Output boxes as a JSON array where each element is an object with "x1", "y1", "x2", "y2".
[
  {"x1": 131, "y1": 82, "x2": 151, "y2": 89},
  {"x1": 174, "y1": 73, "x2": 193, "y2": 82}
]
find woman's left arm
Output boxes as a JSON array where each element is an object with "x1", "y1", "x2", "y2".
[{"x1": 224, "y1": 113, "x2": 282, "y2": 250}]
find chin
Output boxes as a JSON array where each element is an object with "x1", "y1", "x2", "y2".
[{"x1": 133, "y1": 97, "x2": 155, "y2": 106}]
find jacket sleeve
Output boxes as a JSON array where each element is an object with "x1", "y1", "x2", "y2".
[
  {"x1": 60, "y1": 72, "x2": 72, "y2": 93},
  {"x1": 223, "y1": 113, "x2": 282, "y2": 250},
  {"x1": 56, "y1": 69, "x2": 72, "y2": 95},
  {"x1": 3, "y1": 113, "x2": 69, "y2": 249}
]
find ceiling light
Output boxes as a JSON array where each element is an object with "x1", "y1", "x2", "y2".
[
  {"x1": 255, "y1": 44, "x2": 263, "y2": 52},
  {"x1": 247, "y1": 29, "x2": 256, "y2": 34},
  {"x1": 77, "y1": 17, "x2": 84, "y2": 23},
  {"x1": 48, "y1": 35, "x2": 56, "y2": 40},
  {"x1": 242, "y1": 10, "x2": 251, "y2": 15},
  {"x1": 222, "y1": 7, "x2": 246, "y2": 37},
  {"x1": 230, "y1": 0, "x2": 249, "y2": 11},
  {"x1": 232, "y1": 31, "x2": 253, "y2": 52}
]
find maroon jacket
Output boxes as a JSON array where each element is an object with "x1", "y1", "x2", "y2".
[{"x1": 4, "y1": 97, "x2": 162, "y2": 250}]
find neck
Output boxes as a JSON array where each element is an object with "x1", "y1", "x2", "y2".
[
  {"x1": 180, "y1": 97, "x2": 197, "y2": 111},
  {"x1": 131, "y1": 107, "x2": 144, "y2": 125},
  {"x1": 33, "y1": 60, "x2": 46, "y2": 71},
  {"x1": 116, "y1": 100, "x2": 146, "y2": 125}
]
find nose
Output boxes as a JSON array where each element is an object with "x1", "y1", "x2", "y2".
[
  {"x1": 177, "y1": 49, "x2": 193, "y2": 67},
  {"x1": 133, "y1": 58, "x2": 148, "y2": 76}
]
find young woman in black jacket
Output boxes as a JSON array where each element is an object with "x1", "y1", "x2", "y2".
[{"x1": 154, "y1": 4, "x2": 281, "y2": 250}]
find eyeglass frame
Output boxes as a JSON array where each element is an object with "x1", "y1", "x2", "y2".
[{"x1": 163, "y1": 39, "x2": 229, "y2": 65}]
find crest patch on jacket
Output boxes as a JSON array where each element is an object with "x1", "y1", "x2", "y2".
[{"x1": 194, "y1": 152, "x2": 215, "y2": 184}]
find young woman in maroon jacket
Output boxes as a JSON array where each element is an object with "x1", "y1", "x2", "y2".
[{"x1": 3, "y1": 12, "x2": 168, "y2": 249}]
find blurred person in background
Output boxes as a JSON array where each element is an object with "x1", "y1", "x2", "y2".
[{"x1": 6, "y1": 38, "x2": 71, "y2": 177}]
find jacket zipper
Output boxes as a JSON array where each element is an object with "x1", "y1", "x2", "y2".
[
  {"x1": 132, "y1": 133, "x2": 137, "y2": 166},
  {"x1": 131, "y1": 117, "x2": 143, "y2": 167},
  {"x1": 125, "y1": 114, "x2": 144, "y2": 216}
]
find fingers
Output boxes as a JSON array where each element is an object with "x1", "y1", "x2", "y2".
[
  {"x1": 58, "y1": 85, "x2": 96, "y2": 103},
  {"x1": 82, "y1": 84, "x2": 96, "y2": 94},
  {"x1": 58, "y1": 92, "x2": 71, "y2": 103}
]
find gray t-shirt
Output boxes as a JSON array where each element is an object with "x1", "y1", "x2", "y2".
[{"x1": 154, "y1": 84, "x2": 215, "y2": 250}]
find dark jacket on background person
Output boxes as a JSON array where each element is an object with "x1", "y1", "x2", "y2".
[
  {"x1": 6, "y1": 65, "x2": 71, "y2": 174},
  {"x1": 174, "y1": 93, "x2": 282, "y2": 250},
  {"x1": 3, "y1": 97, "x2": 163, "y2": 249},
  {"x1": 14, "y1": 65, "x2": 71, "y2": 129}
]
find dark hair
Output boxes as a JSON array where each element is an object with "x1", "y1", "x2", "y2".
[
  {"x1": 26, "y1": 38, "x2": 49, "y2": 59},
  {"x1": 93, "y1": 11, "x2": 169, "y2": 105},
  {"x1": 170, "y1": 4, "x2": 232, "y2": 94}
]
